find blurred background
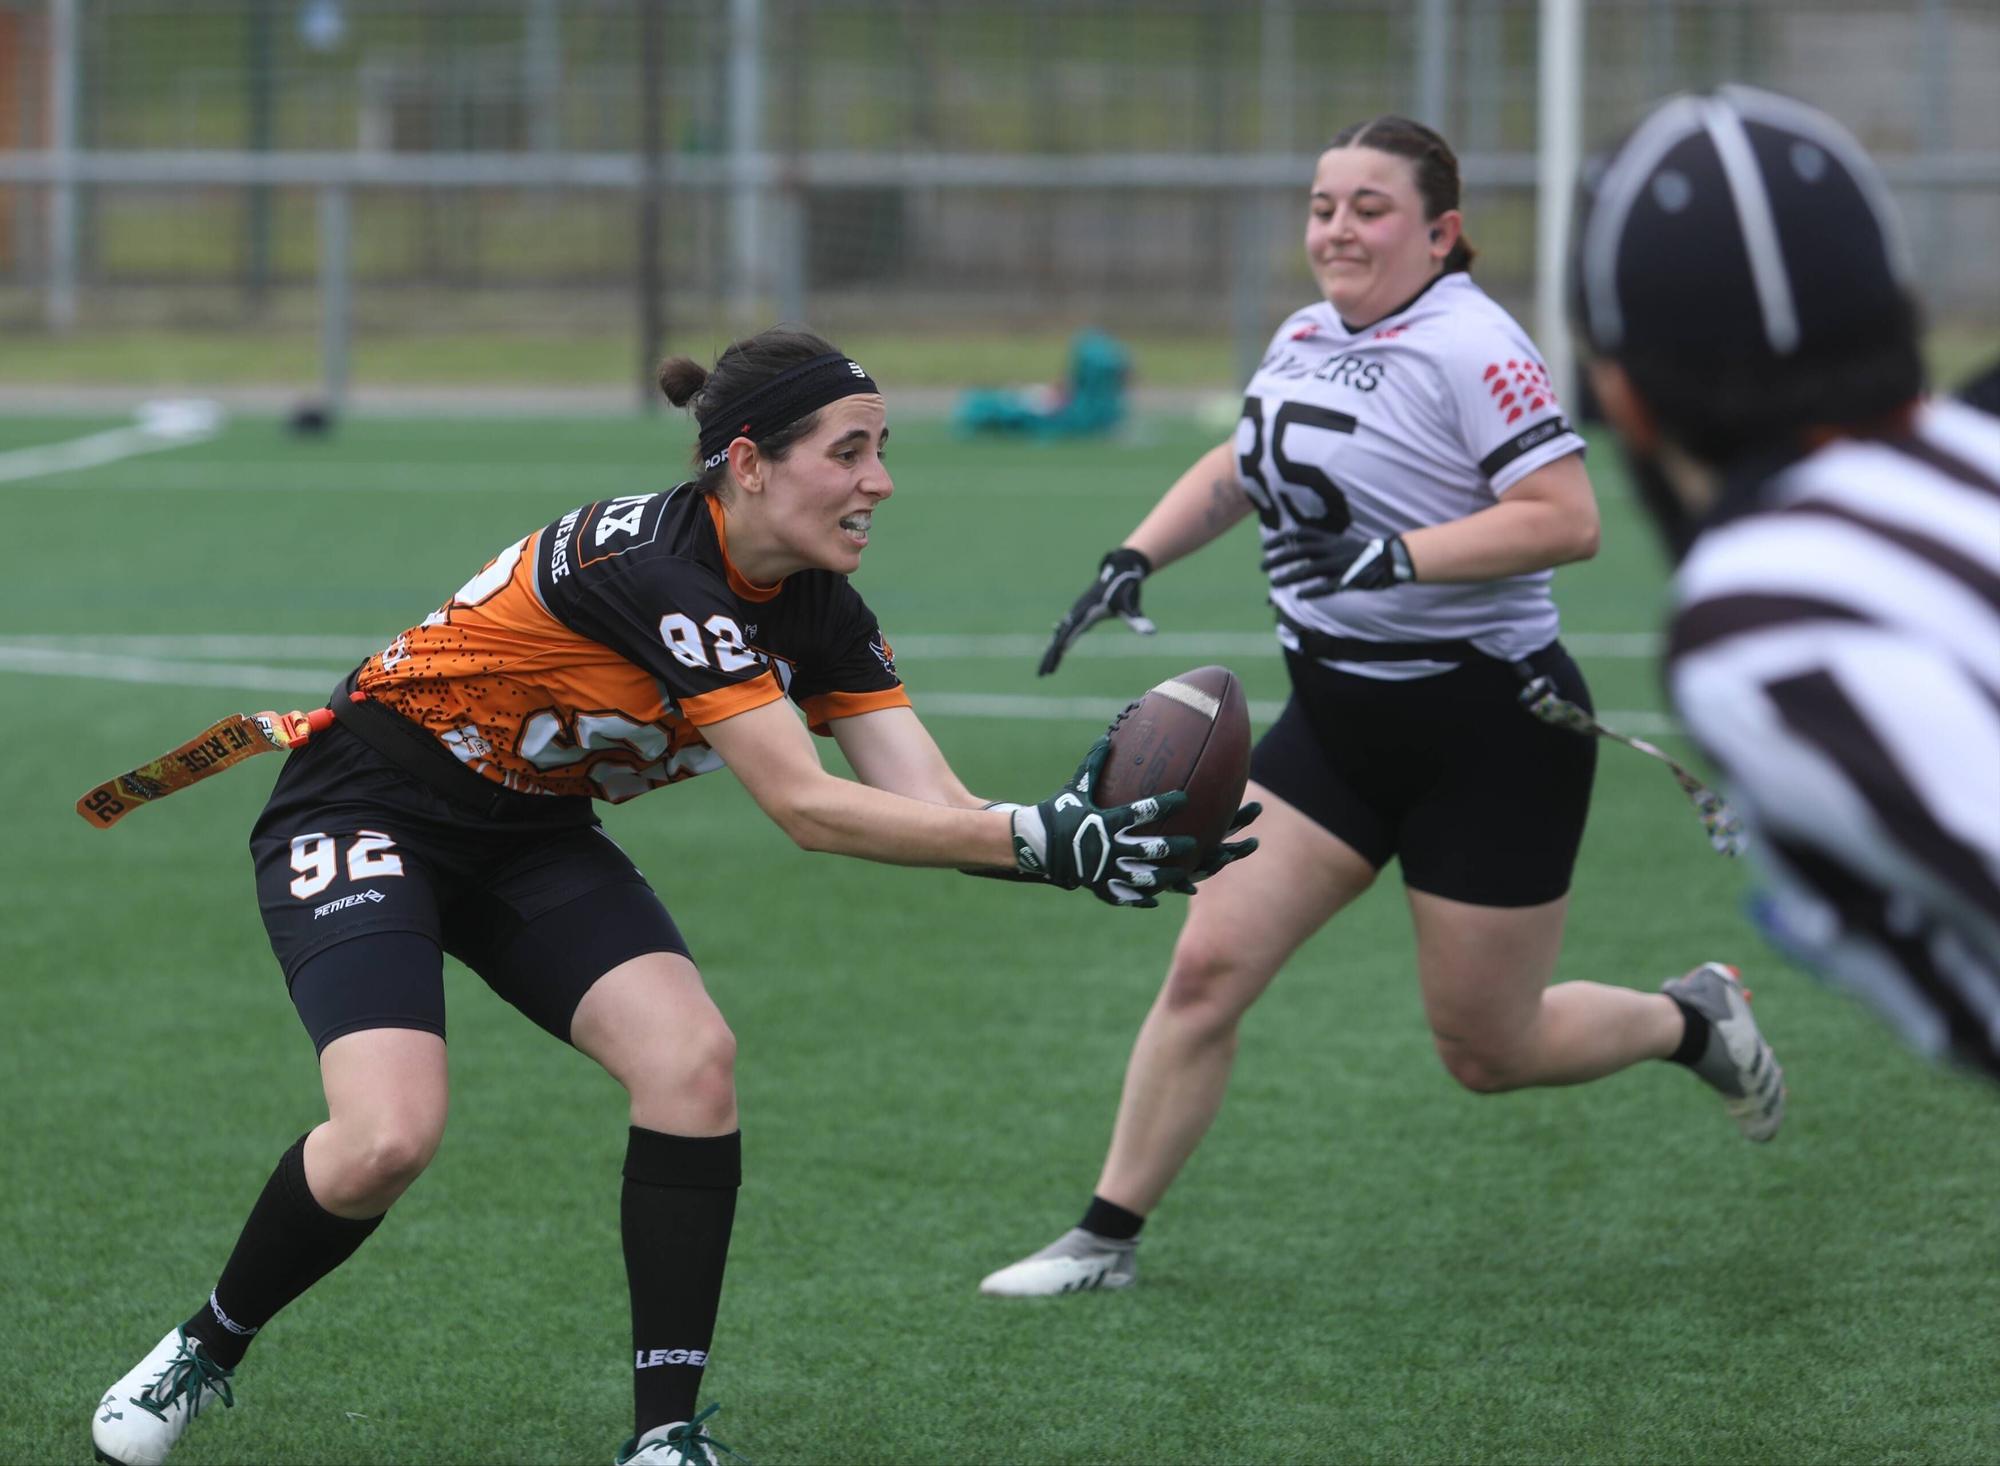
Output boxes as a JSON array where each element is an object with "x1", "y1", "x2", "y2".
[{"x1": 0, "y1": 0, "x2": 1994, "y2": 415}]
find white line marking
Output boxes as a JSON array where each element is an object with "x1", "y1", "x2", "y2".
[
  {"x1": 0, "y1": 645, "x2": 335, "y2": 693},
  {"x1": 952, "y1": 696, "x2": 1701, "y2": 733},
  {"x1": 0, "y1": 643, "x2": 1682, "y2": 735},
  {"x1": 47, "y1": 462, "x2": 659, "y2": 494},
  {"x1": 899, "y1": 630, "x2": 1662, "y2": 658},
  {"x1": 28, "y1": 461, "x2": 1146, "y2": 496},
  {"x1": 0, "y1": 629, "x2": 1661, "y2": 661},
  {"x1": 0, "y1": 401, "x2": 223, "y2": 485},
  {"x1": 0, "y1": 426, "x2": 196, "y2": 484},
  {"x1": 0, "y1": 633, "x2": 387, "y2": 660}
]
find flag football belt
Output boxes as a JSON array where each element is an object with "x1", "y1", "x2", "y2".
[
  {"x1": 1277, "y1": 615, "x2": 1743, "y2": 858},
  {"x1": 1276, "y1": 614, "x2": 1564, "y2": 676},
  {"x1": 330, "y1": 672, "x2": 596, "y2": 826},
  {"x1": 76, "y1": 706, "x2": 333, "y2": 829}
]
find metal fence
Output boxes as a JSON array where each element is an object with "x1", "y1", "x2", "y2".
[{"x1": 1, "y1": 0, "x2": 1994, "y2": 403}]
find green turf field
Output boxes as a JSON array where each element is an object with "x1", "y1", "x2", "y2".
[{"x1": 3, "y1": 411, "x2": 1996, "y2": 1465}]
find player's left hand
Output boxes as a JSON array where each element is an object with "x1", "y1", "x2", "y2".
[{"x1": 1261, "y1": 528, "x2": 1414, "y2": 596}]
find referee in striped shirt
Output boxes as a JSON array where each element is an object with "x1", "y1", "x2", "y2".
[{"x1": 1573, "y1": 86, "x2": 2000, "y2": 1084}]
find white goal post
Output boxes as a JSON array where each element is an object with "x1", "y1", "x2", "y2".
[{"x1": 1537, "y1": 0, "x2": 1585, "y2": 410}]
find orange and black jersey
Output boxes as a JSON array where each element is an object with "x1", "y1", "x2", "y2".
[{"x1": 354, "y1": 485, "x2": 909, "y2": 801}]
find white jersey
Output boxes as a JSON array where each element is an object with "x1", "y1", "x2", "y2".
[
  {"x1": 1666, "y1": 398, "x2": 2000, "y2": 1082},
  {"x1": 1238, "y1": 272, "x2": 1586, "y2": 675}
]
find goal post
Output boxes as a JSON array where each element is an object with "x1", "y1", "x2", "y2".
[{"x1": 1536, "y1": 0, "x2": 1585, "y2": 411}]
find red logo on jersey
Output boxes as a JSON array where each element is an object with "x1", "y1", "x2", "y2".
[
  {"x1": 1290, "y1": 322, "x2": 1321, "y2": 341},
  {"x1": 1483, "y1": 360, "x2": 1556, "y2": 425},
  {"x1": 1373, "y1": 325, "x2": 1408, "y2": 340}
]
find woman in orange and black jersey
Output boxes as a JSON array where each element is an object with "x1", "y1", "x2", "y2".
[{"x1": 86, "y1": 328, "x2": 1254, "y2": 1466}]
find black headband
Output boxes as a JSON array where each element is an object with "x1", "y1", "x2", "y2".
[{"x1": 696, "y1": 353, "x2": 879, "y2": 471}]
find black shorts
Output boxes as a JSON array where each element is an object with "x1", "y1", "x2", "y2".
[
  {"x1": 1249, "y1": 642, "x2": 1597, "y2": 907},
  {"x1": 251, "y1": 720, "x2": 689, "y2": 1053}
]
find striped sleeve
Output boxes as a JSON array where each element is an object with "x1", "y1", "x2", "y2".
[{"x1": 1664, "y1": 407, "x2": 2000, "y2": 1077}]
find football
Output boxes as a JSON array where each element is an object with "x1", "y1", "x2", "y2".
[{"x1": 1094, "y1": 665, "x2": 1251, "y2": 869}]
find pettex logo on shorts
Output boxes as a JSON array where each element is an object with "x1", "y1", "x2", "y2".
[{"x1": 313, "y1": 889, "x2": 388, "y2": 919}]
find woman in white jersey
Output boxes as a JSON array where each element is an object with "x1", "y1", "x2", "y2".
[{"x1": 979, "y1": 115, "x2": 1785, "y2": 1298}]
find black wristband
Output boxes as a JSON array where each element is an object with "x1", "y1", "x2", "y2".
[{"x1": 1387, "y1": 534, "x2": 1415, "y2": 583}]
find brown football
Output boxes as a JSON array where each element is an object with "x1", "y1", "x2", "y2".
[{"x1": 1094, "y1": 665, "x2": 1251, "y2": 870}]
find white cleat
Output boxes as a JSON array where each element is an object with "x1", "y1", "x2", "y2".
[
  {"x1": 91, "y1": 1328, "x2": 233, "y2": 1466},
  {"x1": 616, "y1": 1404, "x2": 738, "y2": 1465},
  {"x1": 1664, "y1": 961, "x2": 1786, "y2": 1142},
  {"x1": 978, "y1": 1227, "x2": 1139, "y2": 1297}
]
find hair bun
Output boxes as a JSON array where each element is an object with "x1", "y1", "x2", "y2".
[{"x1": 656, "y1": 356, "x2": 709, "y2": 408}]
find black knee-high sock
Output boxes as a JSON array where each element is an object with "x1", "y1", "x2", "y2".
[
  {"x1": 182, "y1": 1133, "x2": 384, "y2": 1371},
  {"x1": 623, "y1": 1127, "x2": 741, "y2": 1436}
]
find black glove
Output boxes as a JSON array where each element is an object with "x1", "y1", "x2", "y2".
[
  {"x1": 1192, "y1": 801, "x2": 1262, "y2": 880},
  {"x1": 1009, "y1": 737, "x2": 1198, "y2": 907},
  {"x1": 1037, "y1": 548, "x2": 1155, "y2": 676},
  {"x1": 1261, "y1": 529, "x2": 1414, "y2": 597}
]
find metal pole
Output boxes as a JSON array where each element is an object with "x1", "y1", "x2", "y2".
[
  {"x1": 246, "y1": 0, "x2": 274, "y2": 312},
  {"x1": 318, "y1": 184, "x2": 350, "y2": 414},
  {"x1": 1645, "y1": 0, "x2": 1675, "y2": 101},
  {"x1": 1535, "y1": 0, "x2": 1582, "y2": 409},
  {"x1": 1713, "y1": 0, "x2": 1745, "y2": 80},
  {"x1": 526, "y1": 0, "x2": 562, "y2": 154},
  {"x1": 1260, "y1": 0, "x2": 1292, "y2": 152},
  {"x1": 1918, "y1": 0, "x2": 1951, "y2": 287},
  {"x1": 1465, "y1": 0, "x2": 1500, "y2": 153},
  {"x1": 636, "y1": 0, "x2": 665, "y2": 412},
  {"x1": 45, "y1": 0, "x2": 77, "y2": 333},
  {"x1": 771, "y1": 188, "x2": 806, "y2": 327},
  {"x1": 1415, "y1": 0, "x2": 1450, "y2": 132},
  {"x1": 1247, "y1": 0, "x2": 1293, "y2": 383},
  {"x1": 1231, "y1": 200, "x2": 1271, "y2": 391},
  {"x1": 727, "y1": 0, "x2": 762, "y2": 329}
]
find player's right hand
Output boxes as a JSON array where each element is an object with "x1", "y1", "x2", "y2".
[
  {"x1": 1010, "y1": 736, "x2": 1197, "y2": 907},
  {"x1": 1037, "y1": 548, "x2": 1155, "y2": 676}
]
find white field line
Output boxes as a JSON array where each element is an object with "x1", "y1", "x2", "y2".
[
  {"x1": 0, "y1": 419, "x2": 222, "y2": 485},
  {"x1": 1, "y1": 629, "x2": 1662, "y2": 661},
  {"x1": 30, "y1": 461, "x2": 1239, "y2": 498},
  {"x1": 39, "y1": 461, "x2": 662, "y2": 494},
  {"x1": 2, "y1": 633, "x2": 393, "y2": 660},
  {"x1": 0, "y1": 634, "x2": 1680, "y2": 734},
  {"x1": 892, "y1": 630, "x2": 1662, "y2": 659},
  {"x1": 0, "y1": 644, "x2": 335, "y2": 693}
]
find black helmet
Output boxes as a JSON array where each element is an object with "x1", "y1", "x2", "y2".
[{"x1": 1572, "y1": 85, "x2": 1923, "y2": 461}]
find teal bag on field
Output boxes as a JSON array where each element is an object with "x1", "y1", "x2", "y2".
[{"x1": 954, "y1": 329, "x2": 1130, "y2": 439}]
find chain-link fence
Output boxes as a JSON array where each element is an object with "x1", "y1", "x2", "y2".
[{"x1": 1, "y1": 1, "x2": 1993, "y2": 396}]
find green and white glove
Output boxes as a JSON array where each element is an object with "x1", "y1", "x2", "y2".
[{"x1": 1007, "y1": 737, "x2": 1197, "y2": 908}]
